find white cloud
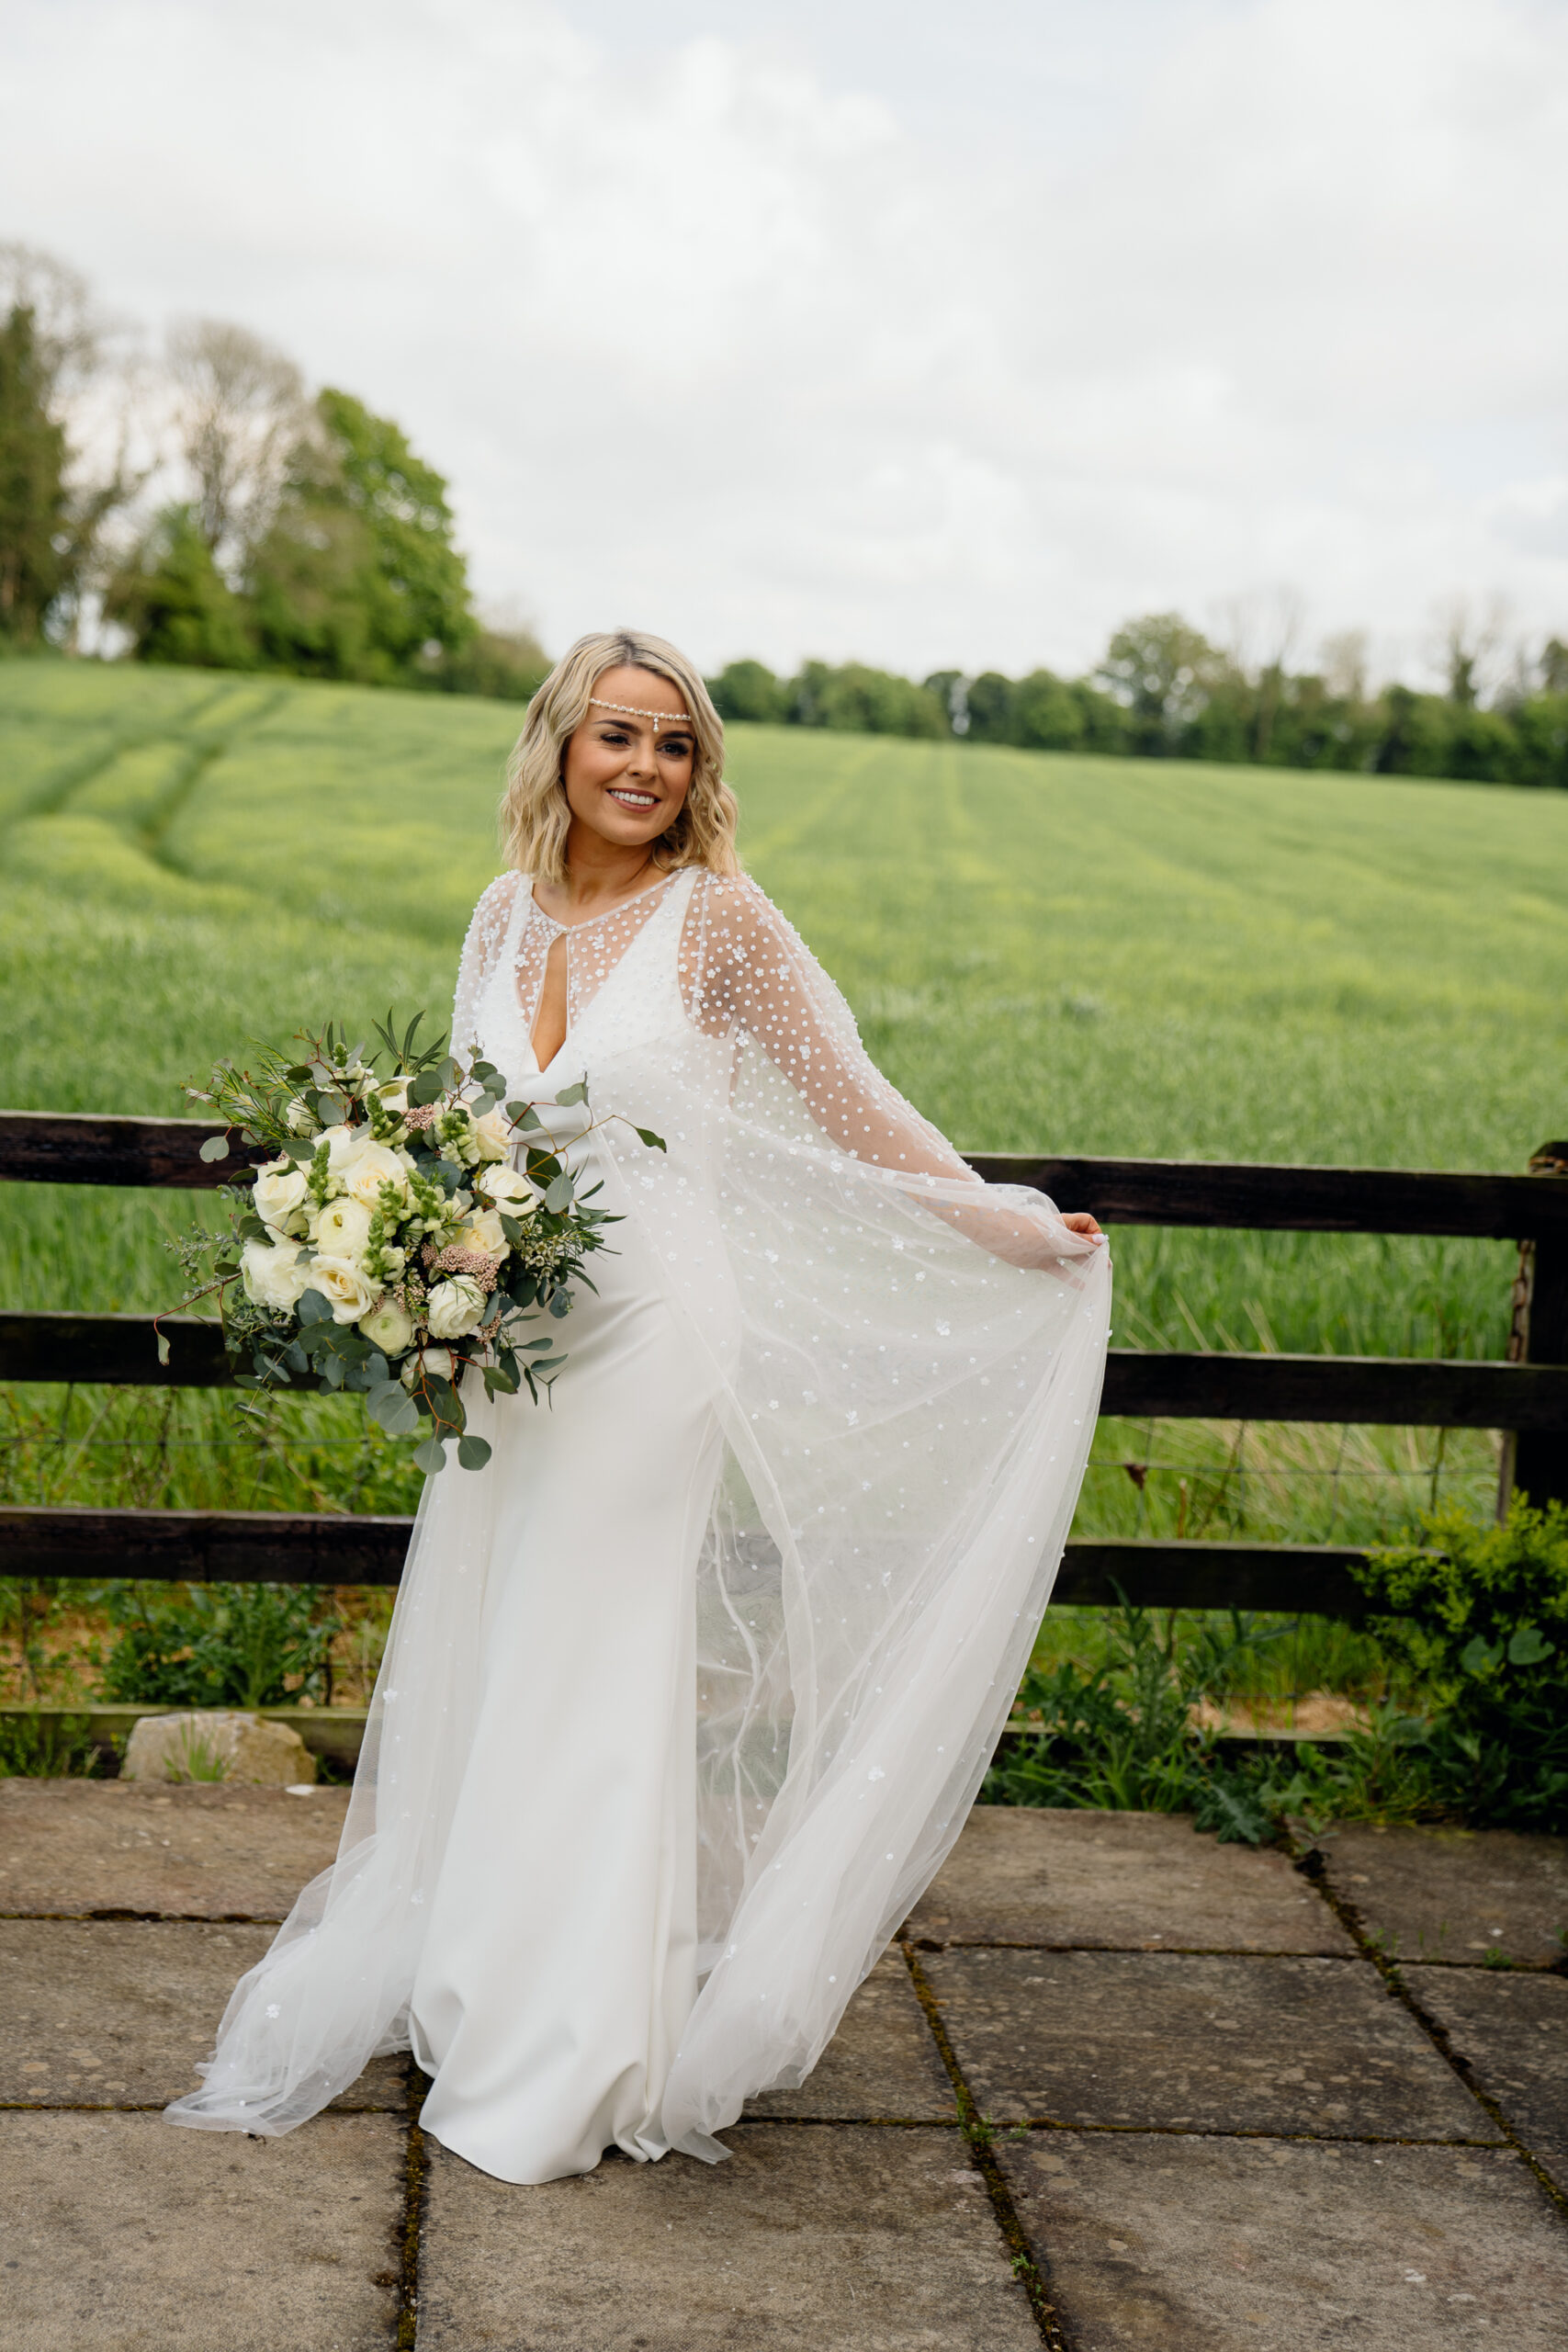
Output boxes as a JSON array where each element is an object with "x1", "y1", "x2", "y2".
[{"x1": 2, "y1": 0, "x2": 1564, "y2": 681}]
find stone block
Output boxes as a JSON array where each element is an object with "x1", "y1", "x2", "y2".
[
  {"x1": 923, "y1": 1946, "x2": 1492, "y2": 2138},
  {"x1": 0, "y1": 2108, "x2": 403, "y2": 2350},
  {"x1": 419, "y1": 2122, "x2": 1037, "y2": 2348},
  {"x1": 906, "y1": 1804, "x2": 1353, "y2": 1953},
  {"x1": 0, "y1": 1778, "x2": 349, "y2": 1919},
  {"x1": 1406, "y1": 1962, "x2": 1568, "y2": 2188},
  {"x1": 0, "y1": 1917, "x2": 405, "y2": 2110},
  {"x1": 122, "y1": 1708, "x2": 316, "y2": 1786},
  {"x1": 1311, "y1": 1822, "x2": 1568, "y2": 1968},
  {"x1": 744, "y1": 1951, "x2": 954, "y2": 2120},
  {"x1": 1003, "y1": 2130, "x2": 1568, "y2": 2350}
]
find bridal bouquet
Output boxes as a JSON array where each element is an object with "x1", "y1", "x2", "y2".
[{"x1": 171, "y1": 1014, "x2": 662, "y2": 1474}]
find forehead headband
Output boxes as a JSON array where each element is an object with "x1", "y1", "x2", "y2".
[{"x1": 590, "y1": 696, "x2": 693, "y2": 728}]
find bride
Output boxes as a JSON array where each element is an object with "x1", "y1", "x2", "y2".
[{"x1": 167, "y1": 628, "x2": 1111, "y2": 2184}]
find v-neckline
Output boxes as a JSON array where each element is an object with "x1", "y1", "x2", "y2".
[{"x1": 518, "y1": 869, "x2": 683, "y2": 1075}]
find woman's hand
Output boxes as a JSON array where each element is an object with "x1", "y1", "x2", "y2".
[{"x1": 1060, "y1": 1212, "x2": 1105, "y2": 1244}]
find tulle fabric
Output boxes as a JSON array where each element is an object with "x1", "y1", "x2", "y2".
[{"x1": 166, "y1": 865, "x2": 1109, "y2": 2153}]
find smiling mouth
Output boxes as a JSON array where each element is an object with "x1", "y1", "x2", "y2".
[{"x1": 606, "y1": 788, "x2": 659, "y2": 810}]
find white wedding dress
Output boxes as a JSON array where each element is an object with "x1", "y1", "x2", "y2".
[{"x1": 166, "y1": 865, "x2": 1111, "y2": 2182}]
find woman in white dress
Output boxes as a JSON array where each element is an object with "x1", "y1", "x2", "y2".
[{"x1": 167, "y1": 628, "x2": 1111, "y2": 2184}]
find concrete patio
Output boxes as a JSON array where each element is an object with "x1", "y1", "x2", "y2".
[{"x1": 3, "y1": 1780, "x2": 1565, "y2": 2348}]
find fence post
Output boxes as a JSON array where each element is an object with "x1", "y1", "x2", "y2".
[{"x1": 1498, "y1": 1140, "x2": 1568, "y2": 1518}]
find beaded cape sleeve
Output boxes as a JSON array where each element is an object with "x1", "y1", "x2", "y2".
[{"x1": 587, "y1": 868, "x2": 1111, "y2": 2147}]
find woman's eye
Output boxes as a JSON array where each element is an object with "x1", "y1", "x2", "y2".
[{"x1": 660, "y1": 737, "x2": 694, "y2": 758}]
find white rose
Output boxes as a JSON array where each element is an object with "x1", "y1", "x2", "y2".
[
  {"x1": 461, "y1": 1209, "x2": 508, "y2": 1257},
  {"x1": 377, "y1": 1081, "x2": 410, "y2": 1114},
  {"x1": 314, "y1": 1196, "x2": 375, "y2": 1262},
  {"x1": 472, "y1": 1106, "x2": 512, "y2": 1162},
  {"x1": 317, "y1": 1123, "x2": 367, "y2": 1175},
  {"x1": 401, "y1": 1345, "x2": 455, "y2": 1387},
  {"x1": 240, "y1": 1238, "x2": 311, "y2": 1314},
  {"x1": 425, "y1": 1275, "x2": 487, "y2": 1339},
  {"x1": 476, "y1": 1165, "x2": 536, "y2": 1209},
  {"x1": 309, "y1": 1255, "x2": 378, "y2": 1323},
  {"x1": 338, "y1": 1139, "x2": 410, "y2": 1210},
  {"x1": 362, "y1": 1297, "x2": 414, "y2": 1356},
  {"x1": 252, "y1": 1158, "x2": 310, "y2": 1233}
]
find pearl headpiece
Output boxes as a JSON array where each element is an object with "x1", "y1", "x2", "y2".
[{"x1": 590, "y1": 696, "x2": 693, "y2": 727}]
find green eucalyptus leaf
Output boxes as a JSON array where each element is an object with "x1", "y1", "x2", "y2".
[
  {"x1": 412, "y1": 1434, "x2": 448, "y2": 1476},
  {"x1": 408, "y1": 1067, "x2": 446, "y2": 1109},
  {"x1": 545, "y1": 1172, "x2": 573, "y2": 1214},
  {"x1": 632, "y1": 1126, "x2": 667, "y2": 1152},
  {"x1": 198, "y1": 1134, "x2": 231, "y2": 1162},
  {"x1": 297, "y1": 1288, "x2": 332, "y2": 1325},
  {"x1": 553, "y1": 1080, "x2": 587, "y2": 1106},
  {"x1": 457, "y1": 1431, "x2": 492, "y2": 1471}
]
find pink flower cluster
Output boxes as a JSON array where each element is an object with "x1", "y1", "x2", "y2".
[
  {"x1": 425, "y1": 1242, "x2": 501, "y2": 1291},
  {"x1": 402, "y1": 1104, "x2": 438, "y2": 1130}
]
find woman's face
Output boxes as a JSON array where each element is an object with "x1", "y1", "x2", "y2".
[{"x1": 560, "y1": 666, "x2": 696, "y2": 854}]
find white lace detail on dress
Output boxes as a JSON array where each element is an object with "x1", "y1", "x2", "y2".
[{"x1": 454, "y1": 870, "x2": 681, "y2": 1068}]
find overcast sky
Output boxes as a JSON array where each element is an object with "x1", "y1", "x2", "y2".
[{"x1": 4, "y1": 0, "x2": 1566, "y2": 683}]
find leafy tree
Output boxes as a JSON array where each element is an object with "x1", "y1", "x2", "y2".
[
  {"x1": 250, "y1": 389, "x2": 476, "y2": 684},
  {"x1": 708, "y1": 657, "x2": 787, "y2": 723},
  {"x1": 921, "y1": 671, "x2": 964, "y2": 732},
  {"x1": 1013, "y1": 669, "x2": 1088, "y2": 751},
  {"x1": 787, "y1": 660, "x2": 946, "y2": 738},
  {"x1": 0, "y1": 261, "x2": 134, "y2": 649},
  {"x1": 444, "y1": 621, "x2": 550, "y2": 703},
  {"x1": 1100, "y1": 613, "x2": 1225, "y2": 752},
  {"x1": 0, "y1": 304, "x2": 70, "y2": 645},
  {"x1": 964, "y1": 670, "x2": 1015, "y2": 743},
  {"x1": 103, "y1": 503, "x2": 255, "y2": 670}
]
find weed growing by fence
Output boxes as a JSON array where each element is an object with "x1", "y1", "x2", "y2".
[{"x1": 988, "y1": 1502, "x2": 1568, "y2": 1838}]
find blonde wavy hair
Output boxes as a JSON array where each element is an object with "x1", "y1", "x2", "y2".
[{"x1": 500, "y1": 629, "x2": 740, "y2": 884}]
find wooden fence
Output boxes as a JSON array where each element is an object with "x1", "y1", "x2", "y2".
[{"x1": 2, "y1": 1111, "x2": 1565, "y2": 1617}]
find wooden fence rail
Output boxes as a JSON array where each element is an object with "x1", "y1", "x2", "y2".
[
  {"x1": 4, "y1": 1114, "x2": 1566, "y2": 1599},
  {"x1": 0, "y1": 1508, "x2": 1376, "y2": 1620},
  {"x1": 5, "y1": 1309, "x2": 1568, "y2": 1431}
]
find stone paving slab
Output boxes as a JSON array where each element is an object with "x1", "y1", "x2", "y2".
[
  {"x1": 419, "y1": 2123, "x2": 1037, "y2": 2349},
  {"x1": 743, "y1": 1951, "x2": 955, "y2": 2121},
  {"x1": 906, "y1": 1805, "x2": 1354, "y2": 1953},
  {"x1": 923, "y1": 1947, "x2": 1493, "y2": 2138},
  {"x1": 1312, "y1": 1822, "x2": 1568, "y2": 1968},
  {"x1": 0, "y1": 2107, "x2": 403, "y2": 2350},
  {"x1": 0, "y1": 1917, "x2": 406, "y2": 2111},
  {"x1": 1406, "y1": 1962, "x2": 1568, "y2": 2188},
  {"x1": 0, "y1": 1779, "x2": 349, "y2": 1918},
  {"x1": 1003, "y1": 2131, "x2": 1568, "y2": 2350}
]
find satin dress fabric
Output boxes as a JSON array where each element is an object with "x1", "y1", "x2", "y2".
[{"x1": 408, "y1": 910, "x2": 728, "y2": 2181}]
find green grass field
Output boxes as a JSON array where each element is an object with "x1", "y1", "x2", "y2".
[{"x1": 4, "y1": 654, "x2": 1567, "y2": 1549}]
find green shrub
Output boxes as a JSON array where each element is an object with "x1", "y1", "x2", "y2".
[
  {"x1": 0, "y1": 1711, "x2": 103, "y2": 1776},
  {"x1": 1351, "y1": 1499, "x2": 1568, "y2": 1831},
  {"x1": 99, "y1": 1582, "x2": 332, "y2": 1711}
]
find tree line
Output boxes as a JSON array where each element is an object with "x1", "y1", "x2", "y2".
[
  {"x1": 709, "y1": 609, "x2": 1568, "y2": 789},
  {"x1": 4, "y1": 241, "x2": 1565, "y2": 788},
  {"x1": 0, "y1": 243, "x2": 547, "y2": 697}
]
